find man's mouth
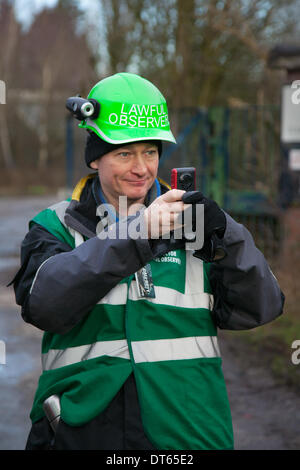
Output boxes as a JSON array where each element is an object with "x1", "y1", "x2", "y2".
[{"x1": 125, "y1": 179, "x2": 147, "y2": 186}]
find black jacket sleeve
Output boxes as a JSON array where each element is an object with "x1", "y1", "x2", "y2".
[
  {"x1": 13, "y1": 219, "x2": 155, "y2": 335},
  {"x1": 209, "y1": 213, "x2": 284, "y2": 330}
]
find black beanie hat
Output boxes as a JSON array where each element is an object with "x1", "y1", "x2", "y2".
[{"x1": 85, "y1": 131, "x2": 162, "y2": 168}]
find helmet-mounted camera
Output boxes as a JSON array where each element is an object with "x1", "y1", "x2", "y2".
[{"x1": 66, "y1": 96, "x2": 100, "y2": 121}]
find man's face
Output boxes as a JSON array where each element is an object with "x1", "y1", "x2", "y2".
[{"x1": 90, "y1": 142, "x2": 159, "y2": 208}]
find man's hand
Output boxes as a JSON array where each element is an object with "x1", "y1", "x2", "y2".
[
  {"x1": 181, "y1": 191, "x2": 227, "y2": 262},
  {"x1": 144, "y1": 189, "x2": 186, "y2": 238},
  {"x1": 182, "y1": 191, "x2": 226, "y2": 241}
]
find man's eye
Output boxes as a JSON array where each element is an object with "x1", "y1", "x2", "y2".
[
  {"x1": 146, "y1": 150, "x2": 157, "y2": 156},
  {"x1": 118, "y1": 152, "x2": 130, "y2": 157}
]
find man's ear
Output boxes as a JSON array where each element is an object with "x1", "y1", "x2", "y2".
[{"x1": 90, "y1": 159, "x2": 99, "y2": 170}]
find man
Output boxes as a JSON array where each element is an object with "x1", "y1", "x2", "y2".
[{"x1": 12, "y1": 73, "x2": 284, "y2": 450}]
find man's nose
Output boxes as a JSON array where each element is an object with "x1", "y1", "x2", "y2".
[{"x1": 131, "y1": 155, "x2": 147, "y2": 174}]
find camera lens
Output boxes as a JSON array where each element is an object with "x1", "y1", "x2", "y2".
[{"x1": 180, "y1": 173, "x2": 193, "y2": 190}]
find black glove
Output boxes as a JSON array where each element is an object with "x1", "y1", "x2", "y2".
[{"x1": 182, "y1": 191, "x2": 227, "y2": 262}]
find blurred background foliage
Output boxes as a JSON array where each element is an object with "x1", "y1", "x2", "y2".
[{"x1": 0, "y1": 0, "x2": 300, "y2": 173}]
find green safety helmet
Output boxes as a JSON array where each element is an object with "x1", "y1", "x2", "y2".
[{"x1": 78, "y1": 72, "x2": 176, "y2": 145}]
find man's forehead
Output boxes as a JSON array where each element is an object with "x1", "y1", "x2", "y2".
[{"x1": 115, "y1": 142, "x2": 158, "y2": 151}]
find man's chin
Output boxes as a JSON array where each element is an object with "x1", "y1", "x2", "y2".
[
  {"x1": 126, "y1": 191, "x2": 148, "y2": 204},
  {"x1": 125, "y1": 185, "x2": 150, "y2": 202}
]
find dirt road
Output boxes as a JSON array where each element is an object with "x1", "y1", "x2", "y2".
[{"x1": 0, "y1": 195, "x2": 299, "y2": 450}]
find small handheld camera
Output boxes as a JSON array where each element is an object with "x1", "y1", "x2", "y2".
[
  {"x1": 171, "y1": 167, "x2": 196, "y2": 243},
  {"x1": 170, "y1": 167, "x2": 226, "y2": 260},
  {"x1": 171, "y1": 167, "x2": 196, "y2": 191}
]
